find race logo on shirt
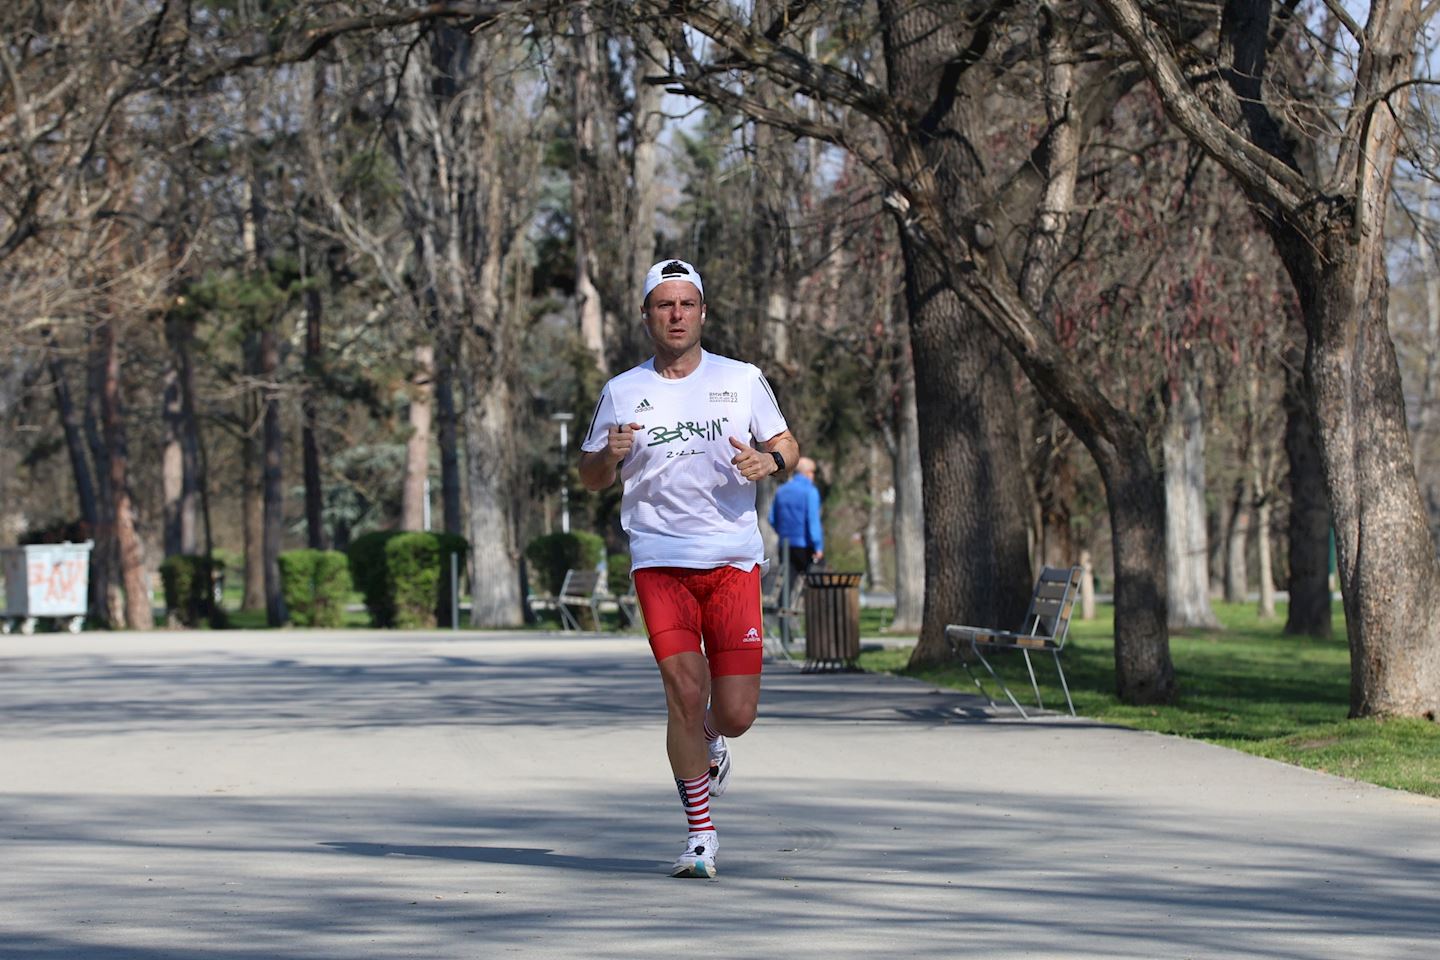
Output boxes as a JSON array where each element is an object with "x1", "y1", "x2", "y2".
[
  {"x1": 708, "y1": 391, "x2": 738, "y2": 403},
  {"x1": 647, "y1": 418, "x2": 729, "y2": 446}
]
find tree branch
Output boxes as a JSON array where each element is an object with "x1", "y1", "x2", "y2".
[{"x1": 1093, "y1": 0, "x2": 1309, "y2": 212}]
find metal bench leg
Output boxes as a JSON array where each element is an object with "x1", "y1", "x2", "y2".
[
  {"x1": 1053, "y1": 650, "x2": 1076, "y2": 716},
  {"x1": 972, "y1": 641, "x2": 1030, "y2": 719},
  {"x1": 558, "y1": 602, "x2": 580, "y2": 631},
  {"x1": 1022, "y1": 649, "x2": 1046, "y2": 712}
]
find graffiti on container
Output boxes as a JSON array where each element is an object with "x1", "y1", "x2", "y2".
[{"x1": 30, "y1": 559, "x2": 87, "y2": 606}]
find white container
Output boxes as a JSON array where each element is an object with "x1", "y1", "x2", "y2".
[{"x1": 1, "y1": 540, "x2": 94, "y2": 634}]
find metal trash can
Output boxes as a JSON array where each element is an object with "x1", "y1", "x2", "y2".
[
  {"x1": 1, "y1": 541, "x2": 94, "y2": 635},
  {"x1": 802, "y1": 570, "x2": 863, "y2": 672}
]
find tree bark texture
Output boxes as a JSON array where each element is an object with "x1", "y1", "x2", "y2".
[
  {"x1": 48, "y1": 349, "x2": 98, "y2": 533},
  {"x1": 1224, "y1": 475, "x2": 1250, "y2": 603},
  {"x1": 1282, "y1": 349, "x2": 1331, "y2": 637},
  {"x1": 1163, "y1": 365, "x2": 1221, "y2": 629},
  {"x1": 880, "y1": 1, "x2": 1035, "y2": 667},
  {"x1": 302, "y1": 281, "x2": 326, "y2": 549},
  {"x1": 889, "y1": 332, "x2": 926, "y2": 633},
  {"x1": 260, "y1": 322, "x2": 286, "y2": 627},
  {"x1": 401, "y1": 343, "x2": 435, "y2": 531},
  {"x1": 85, "y1": 331, "x2": 120, "y2": 626},
  {"x1": 101, "y1": 318, "x2": 153, "y2": 630},
  {"x1": 436, "y1": 330, "x2": 464, "y2": 536}
]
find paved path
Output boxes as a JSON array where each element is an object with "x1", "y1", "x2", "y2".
[{"x1": 1, "y1": 629, "x2": 1436, "y2": 959}]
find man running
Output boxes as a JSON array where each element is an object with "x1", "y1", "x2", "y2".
[{"x1": 579, "y1": 258, "x2": 798, "y2": 879}]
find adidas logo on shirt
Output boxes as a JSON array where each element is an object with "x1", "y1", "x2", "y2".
[{"x1": 635, "y1": 398, "x2": 653, "y2": 413}]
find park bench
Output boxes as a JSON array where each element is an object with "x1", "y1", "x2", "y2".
[
  {"x1": 944, "y1": 565, "x2": 1083, "y2": 718},
  {"x1": 554, "y1": 568, "x2": 643, "y2": 632},
  {"x1": 557, "y1": 568, "x2": 603, "y2": 631}
]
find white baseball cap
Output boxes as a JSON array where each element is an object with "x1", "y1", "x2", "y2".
[{"x1": 642, "y1": 259, "x2": 704, "y2": 303}]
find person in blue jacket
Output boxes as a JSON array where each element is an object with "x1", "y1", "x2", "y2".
[{"x1": 767, "y1": 456, "x2": 824, "y2": 595}]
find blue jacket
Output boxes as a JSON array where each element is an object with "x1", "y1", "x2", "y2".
[{"x1": 768, "y1": 473, "x2": 824, "y2": 553}]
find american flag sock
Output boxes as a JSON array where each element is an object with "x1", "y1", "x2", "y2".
[{"x1": 677, "y1": 771, "x2": 714, "y2": 834}]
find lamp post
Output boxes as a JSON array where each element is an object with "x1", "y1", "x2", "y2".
[{"x1": 550, "y1": 412, "x2": 574, "y2": 534}]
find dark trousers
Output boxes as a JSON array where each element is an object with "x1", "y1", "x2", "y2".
[{"x1": 782, "y1": 545, "x2": 816, "y2": 602}]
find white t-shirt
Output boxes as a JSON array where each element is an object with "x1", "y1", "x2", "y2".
[{"x1": 581, "y1": 350, "x2": 789, "y2": 572}]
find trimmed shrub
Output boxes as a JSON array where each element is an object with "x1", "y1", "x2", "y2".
[
  {"x1": 159, "y1": 554, "x2": 225, "y2": 627},
  {"x1": 607, "y1": 553, "x2": 632, "y2": 596},
  {"x1": 386, "y1": 533, "x2": 440, "y2": 628},
  {"x1": 278, "y1": 549, "x2": 352, "y2": 627},
  {"x1": 347, "y1": 531, "x2": 468, "y2": 628},
  {"x1": 524, "y1": 531, "x2": 605, "y2": 596},
  {"x1": 347, "y1": 531, "x2": 396, "y2": 627}
]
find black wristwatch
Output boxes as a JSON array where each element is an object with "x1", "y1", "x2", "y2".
[{"x1": 769, "y1": 450, "x2": 787, "y2": 475}]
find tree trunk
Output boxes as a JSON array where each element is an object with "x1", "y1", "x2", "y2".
[
  {"x1": 1303, "y1": 252, "x2": 1440, "y2": 715},
  {"x1": 1254, "y1": 462, "x2": 1276, "y2": 619},
  {"x1": 241, "y1": 389, "x2": 266, "y2": 612},
  {"x1": 162, "y1": 366, "x2": 185, "y2": 557},
  {"x1": 880, "y1": 2, "x2": 1033, "y2": 667},
  {"x1": 260, "y1": 321, "x2": 286, "y2": 627},
  {"x1": 101, "y1": 318, "x2": 153, "y2": 630},
  {"x1": 1099, "y1": 436, "x2": 1173, "y2": 702},
  {"x1": 628, "y1": 32, "x2": 666, "y2": 313},
  {"x1": 85, "y1": 330, "x2": 120, "y2": 626},
  {"x1": 462, "y1": 356, "x2": 523, "y2": 626},
  {"x1": 436, "y1": 329, "x2": 463, "y2": 536},
  {"x1": 1164, "y1": 363, "x2": 1222, "y2": 629},
  {"x1": 302, "y1": 278, "x2": 326, "y2": 549},
  {"x1": 570, "y1": 5, "x2": 608, "y2": 375},
  {"x1": 1224, "y1": 475, "x2": 1250, "y2": 603},
  {"x1": 862, "y1": 442, "x2": 885, "y2": 591},
  {"x1": 47, "y1": 348, "x2": 98, "y2": 533},
  {"x1": 1282, "y1": 347, "x2": 1332, "y2": 638},
  {"x1": 888, "y1": 323, "x2": 925, "y2": 633},
  {"x1": 401, "y1": 343, "x2": 434, "y2": 531}
]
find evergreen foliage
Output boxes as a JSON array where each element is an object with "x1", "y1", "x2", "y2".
[
  {"x1": 524, "y1": 531, "x2": 605, "y2": 596},
  {"x1": 159, "y1": 555, "x2": 226, "y2": 628},
  {"x1": 346, "y1": 531, "x2": 469, "y2": 628},
  {"x1": 277, "y1": 549, "x2": 352, "y2": 627}
]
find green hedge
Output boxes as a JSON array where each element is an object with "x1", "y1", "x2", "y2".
[
  {"x1": 524, "y1": 531, "x2": 605, "y2": 596},
  {"x1": 277, "y1": 549, "x2": 352, "y2": 627},
  {"x1": 607, "y1": 552, "x2": 632, "y2": 596},
  {"x1": 347, "y1": 531, "x2": 468, "y2": 628},
  {"x1": 159, "y1": 554, "x2": 226, "y2": 628}
]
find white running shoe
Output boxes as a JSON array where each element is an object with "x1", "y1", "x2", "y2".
[
  {"x1": 708, "y1": 735, "x2": 731, "y2": 798},
  {"x1": 670, "y1": 831, "x2": 718, "y2": 878}
]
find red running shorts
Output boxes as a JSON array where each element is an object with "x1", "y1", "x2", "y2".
[{"x1": 632, "y1": 565, "x2": 765, "y2": 677}]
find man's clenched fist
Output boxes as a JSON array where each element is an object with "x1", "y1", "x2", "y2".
[{"x1": 607, "y1": 422, "x2": 644, "y2": 462}]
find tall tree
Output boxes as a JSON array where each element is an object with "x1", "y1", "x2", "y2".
[{"x1": 1096, "y1": 0, "x2": 1437, "y2": 715}]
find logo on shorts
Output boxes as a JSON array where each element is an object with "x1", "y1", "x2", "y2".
[
  {"x1": 742, "y1": 627, "x2": 761, "y2": 644},
  {"x1": 635, "y1": 398, "x2": 653, "y2": 413}
]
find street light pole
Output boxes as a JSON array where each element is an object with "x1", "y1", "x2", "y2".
[{"x1": 550, "y1": 412, "x2": 574, "y2": 534}]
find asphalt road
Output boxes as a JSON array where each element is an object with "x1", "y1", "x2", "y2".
[{"x1": 2, "y1": 628, "x2": 1436, "y2": 959}]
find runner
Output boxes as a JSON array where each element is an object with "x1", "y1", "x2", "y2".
[{"x1": 579, "y1": 258, "x2": 798, "y2": 878}]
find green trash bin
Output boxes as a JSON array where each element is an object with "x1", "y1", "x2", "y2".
[{"x1": 802, "y1": 570, "x2": 863, "y2": 672}]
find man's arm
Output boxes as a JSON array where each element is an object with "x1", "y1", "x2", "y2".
[
  {"x1": 579, "y1": 422, "x2": 643, "y2": 490},
  {"x1": 727, "y1": 430, "x2": 798, "y2": 482},
  {"x1": 806, "y1": 485, "x2": 824, "y2": 559},
  {"x1": 762, "y1": 430, "x2": 799, "y2": 473}
]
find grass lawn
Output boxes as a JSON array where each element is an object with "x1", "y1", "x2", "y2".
[{"x1": 856, "y1": 601, "x2": 1440, "y2": 799}]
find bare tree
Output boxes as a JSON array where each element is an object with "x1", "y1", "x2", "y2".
[{"x1": 1096, "y1": 0, "x2": 1437, "y2": 716}]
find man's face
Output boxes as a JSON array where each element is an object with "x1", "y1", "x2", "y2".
[{"x1": 642, "y1": 279, "x2": 705, "y2": 355}]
